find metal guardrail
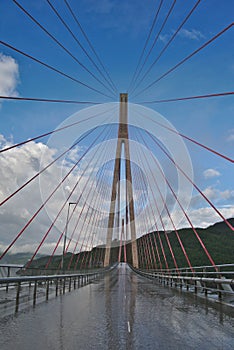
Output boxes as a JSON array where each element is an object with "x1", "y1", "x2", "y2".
[
  {"x1": 0, "y1": 264, "x2": 24, "y2": 278},
  {"x1": 0, "y1": 265, "x2": 116, "y2": 313},
  {"x1": 132, "y1": 264, "x2": 234, "y2": 303},
  {"x1": 146, "y1": 263, "x2": 234, "y2": 276}
]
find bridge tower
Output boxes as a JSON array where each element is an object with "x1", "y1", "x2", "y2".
[{"x1": 104, "y1": 93, "x2": 139, "y2": 268}]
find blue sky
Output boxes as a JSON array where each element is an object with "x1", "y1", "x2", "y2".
[
  {"x1": 0, "y1": 0, "x2": 233, "y2": 254},
  {"x1": 0, "y1": 1, "x2": 233, "y2": 135}
]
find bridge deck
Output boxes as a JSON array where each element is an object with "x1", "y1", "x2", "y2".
[{"x1": 0, "y1": 263, "x2": 233, "y2": 350}]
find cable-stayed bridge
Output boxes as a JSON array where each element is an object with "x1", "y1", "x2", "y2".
[{"x1": 0, "y1": 1, "x2": 233, "y2": 349}]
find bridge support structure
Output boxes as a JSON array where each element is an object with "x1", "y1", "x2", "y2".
[{"x1": 104, "y1": 93, "x2": 139, "y2": 268}]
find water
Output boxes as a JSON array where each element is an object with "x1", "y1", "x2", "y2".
[{"x1": 0, "y1": 264, "x2": 233, "y2": 349}]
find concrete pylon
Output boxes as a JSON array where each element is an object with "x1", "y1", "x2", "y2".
[{"x1": 104, "y1": 93, "x2": 139, "y2": 268}]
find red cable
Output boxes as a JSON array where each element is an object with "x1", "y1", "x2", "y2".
[
  {"x1": 0, "y1": 126, "x2": 100, "y2": 261},
  {"x1": 27, "y1": 126, "x2": 107, "y2": 268},
  {"x1": 139, "y1": 91, "x2": 234, "y2": 106},
  {"x1": 0, "y1": 125, "x2": 97, "y2": 207},
  {"x1": 138, "y1": 142, "x2": 179, "y2": 271},
  {"x1": 131, "y1": 0, "x2": 176, "y2": 94},
  {"x1": 137, "y1": 130, "x2": 193, "y2": 272},
  {"x1": 141, "y1": 236, "x2": 149, "y2": 269},
  {"x1": 73, "y1": 157, "x2": 112, "y2": 269},
  {"x1": 82, "y1": 225, "x2": 97, "y2": 269},
  {"x1": 64, "y1": 138, "x2": 112, "y2": 268},
  {"x1": 134, "y1": 147, "x2": 169, "y2": 269},
  {"x1": 0, "y1": 40, "x2": 113, "y2": 99},
  {"x1": 49, "y1": 0, "x2": 117, "y2": 95},
  {"x1": 128, "y1": 0, "x2": 164, "y2": 92},
  {"x1": 45, "y1": 124, "x2": 114, "y2": 268},
  {"x1": 0, "y1": 107, "x2": 115, "y2": 209},
  {"x1": 134, "y1": 138, "x2": 175, "y2": 270},
  {"x1": 0, "y1": 109, "x2": 113, "y2": 154},
  {"x1": 66, "y1": 131, "x2": 114, "y2": 269},
  {"x1": 13, "y1": 0, "x2": 115, "y2": 97},
  {"x1": 131, "y1": 0, "x2": 201, "y2": 93},
  {"x1": 138, "y1": 129, "x2": 218, "y2": 270},
  {"x1": 0, "y1": 95, "x2": 100, "y2": 106},
  {"x1": 145, "y1": 129, "x2": 234, "y2": 231},
  {"x1": 64, "y1": 0, "x2": 117, "y2": 93},
  {"x1": 68, "y1": 163, "x2": 110, "y2": 268},
  {"x1": 152, "y1": 233, "x2": 163, "y2": 271},
  {"x1": 142, "y1": 112, "x2": 233, "y2": 164},
  {"x1": 134, "y1": 23, "x2": 234, "y2": 97},
  {"x1": 148, "y1": 235, "x2": 158, "y2": 269},
  {"x1": 132, "y1": 162, "x2": 158, "y2": 269}
]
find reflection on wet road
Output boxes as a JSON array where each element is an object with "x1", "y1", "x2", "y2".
[{"x1": 0, "y1": 263, "x2": 233, "y2": 349}]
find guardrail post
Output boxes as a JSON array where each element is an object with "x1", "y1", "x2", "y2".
[
  {"x1": 204, "y1": 281, "x2": 208, "y2": 297},
  {"x1": 6, "y1": 267, "x2": 10, "y2": 292},
  {"x1": 33, "y1": 280, "x2": 37, "y2": 306},
  {"x1": 55, "y1": 279, "x2": 58, "y2": 297},
  {"x1": 46, "y1": 280, "x2": 49, "y2": 300},
  {"x1": 74, "y1": 277, "x2": 76, "y2": 289},
  {"x1": 15, "y1": 282, "x2": 21, "y2": 313},
  {"x1": 63, "y1": 278, "x2": 66, "y2": 294},
  {"x1": 179, "y1": 277, "x2": 182, "y2": 289},
  {"x1": 186, "y1": 270, "x2": 189, "y2": 291},
  {"x1": 218, "y1": 283, "x2": 222, "y2": 300},
  {"x1": 69, "y1": 277, "x2": 71, "y2": 292}
]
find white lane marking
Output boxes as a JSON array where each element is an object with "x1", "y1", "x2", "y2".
[
  {"x1": 125, "y1": 295, "x2": 127, "y2": 299},
  {"x1": 127, "y1": 321, "x2": 131, "y2": 333}
]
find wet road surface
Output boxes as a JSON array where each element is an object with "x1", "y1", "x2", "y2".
[{"x1": 0, "y1": 263, "x2": 233, "y2": 349}]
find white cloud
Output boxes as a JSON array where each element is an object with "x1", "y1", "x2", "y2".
[
  {"x1": 80, "y1": 0, "x2": 157, "y2": 37},
  {"x1": 159, "y1": 33, "x2": 171, "y2": 44},
  {"x1": 0, "y1": 132, "x2": 232, "y2": 258},
  {"x1": 159, "y1": 28, "x2": 205, "y2": 45},
  {"x1": 0, "y1": 135, "x2": 70, "y2": 255},
  {"x1": 188, "y1": 206, "x2": 234, "y2": 228},
  {"x1": 0, "y1": 134, "x2": 114, "y2": 256},
  {"x1": 202, "y1": 187, "x2": 234, "y2": 201},
  {"x1": 226, "y1": 129, "x2": 234, "y2": 142},
  {"x1": 0, "y1": 52, "x2": 19, "y2": 97},
  {"x1": 191, "y1": 186, "x2": 234, "y2": 209},
  {"x1": 178, "y1": 28, "x2": 205, "y2": 41},
  {"x1": 83, "y1": 0, "x2": 114, "y2": 14},
  {"x1": 203, "y1": 168, "x2": 221, "y2": 179},
  {"x1": 227, "y1": 134, "x2": 234, "y2": 142}
]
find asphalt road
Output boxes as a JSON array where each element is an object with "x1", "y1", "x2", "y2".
[{"x1": 0, "y1": 263, "x2": 233, "y2": 350}]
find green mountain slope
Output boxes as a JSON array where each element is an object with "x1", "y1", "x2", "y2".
[
  {"x1": 135, "y1": 218, "x2": 234, "y2": 269},
  {"x1": 1, "y1": 219, "x2": 233, "y2": 270}
]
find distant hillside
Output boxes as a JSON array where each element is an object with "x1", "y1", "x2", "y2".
[
  {"x1": 1, "y1": 218, "x2": 233, "y2": 270},
  {"x1": 0, "y1": 252, "x2": 46, "y2": 265},
  {"x1": 135, "y1": 218, "x2": 234, "y2": 269}
]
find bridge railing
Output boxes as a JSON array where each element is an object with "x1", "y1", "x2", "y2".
[
  {"x1": 17, "y1": 266, "x2": 110, "y2": 276},
  {"x1": 0, "y1": 264, "x2": 24, "y2": 278},
  {"x1": 0, "y1": 264, "x2": 116, "y2": 314},
  {"x1": 134, "y1": 264, "x2": 234, "y2": 303},
  {"x1": 147, "y1": 263, "x2": 234, "y2": 276}
]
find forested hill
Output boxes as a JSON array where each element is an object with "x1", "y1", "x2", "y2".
[
  {"x1": 1, "y1": 218, "x2": 233, "y2": 269},
  {"x1": 137, "y1": 218, "x2": 234, "y2": 268}
]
